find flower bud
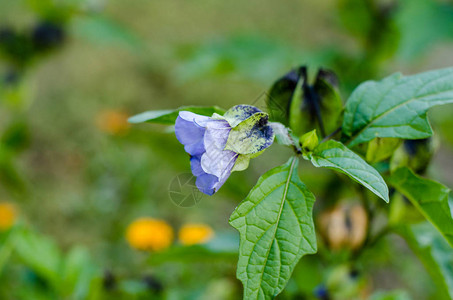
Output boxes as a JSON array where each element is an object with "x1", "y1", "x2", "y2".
[{"x1": 300, "y1": 129, "x2": 319, "y2": 152}]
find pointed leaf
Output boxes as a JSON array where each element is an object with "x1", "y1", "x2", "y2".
[
  {"x1": 388, "y1": 167, "x2": 453, "y2": 246},
  {"x1": 230, "y1": 157, "x2": 317, "y2": 299},
  {"x1": 398, "y1": 223, "x2": 453, "y2": 299},
  {"x1": 128, "y1": 106, "x2": 225, "y2": 125},
  {"x1": 309, "y1": 140, "x2": 389, "y2": 202},
  {"x1": 343, "y1": 67, "x2": 453, "y2": 147}
]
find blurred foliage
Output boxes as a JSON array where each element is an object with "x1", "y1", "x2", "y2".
[{"x1": 0, "y1": 0, "x2": 452, "y2": 299}]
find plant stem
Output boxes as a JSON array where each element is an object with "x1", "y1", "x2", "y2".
[{"x1": 321, "y1": 126, "x2": 342, "y2": 143}]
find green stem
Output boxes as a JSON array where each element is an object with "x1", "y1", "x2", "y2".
[{"x1": 321, "y1": 126, "x2": 342, "y2": 144}]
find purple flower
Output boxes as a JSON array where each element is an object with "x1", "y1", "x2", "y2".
[{"x1": 175, "y1": 106, "x2": 274, "y2": 195}]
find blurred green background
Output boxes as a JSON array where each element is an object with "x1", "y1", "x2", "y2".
[{"x1": 1, "y1": 0, "x2": 453, "y2": 299}]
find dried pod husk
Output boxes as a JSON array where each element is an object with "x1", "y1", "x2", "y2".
[{"x1": 318, "y1": 201, "x2": 368, "y2": 251}]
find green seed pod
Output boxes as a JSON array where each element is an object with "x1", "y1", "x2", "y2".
[
  {"x1": 366, "y1": 137, "x2": 401, "y2": 163},
  {"x1": 266, "y1": 66, "x2": 343, "y2": 137},
  {"x1": 390, "y1": 137, "x2": 437, "y2": 174}
]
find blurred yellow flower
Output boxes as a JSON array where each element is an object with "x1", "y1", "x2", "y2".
[
  {"x1": 0, "y1": 202, "x2": 16, "y2": 231},
  {"x1": 126, "y1": 218, "x2": 173, "y2": 251},
  {"x1": 179, "y1": 223, "x2": 214, "y2": 246},
  {"x1": 96, "y1": 110, "x2": 130, "y2": 135}
]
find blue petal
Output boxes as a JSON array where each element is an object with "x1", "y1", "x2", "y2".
[
  {"x1": 175, "y1": 115, "x2": 207, "y2": 156},
  {"x1": 195, "y1": 173, "x2": 219, "y2": 196},
  {"x1": 191, "y1": 155, "x2": 220, "y2": 195},
  {"x1": 212, "y1": 154, "x2": 237, "y2": 192},
  {"x1": 190, "y1": 155, "x2": 204, "y2": 176},
  {"x1": 201, "y1": 119, "x2": 235, "y2": 177}
]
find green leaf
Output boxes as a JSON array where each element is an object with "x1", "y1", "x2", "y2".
[
  {"x1": 62, "y1": 247, "x2": 100, "y2": 299},
  {"x1": 343, "y1": 67, "x2": 453, "y2": 147},
  {"x1": 395, "y1": 0, "x2": 453, "y2": 61},
  {"x1": 14, "y1": 229, "x2": 63, "y2": 290},
  {"x1": 398, "y1": 223, "x2": 453, "y2": 299},
  {"x1": 308, "y1": 140, "x2": 389, "y2": 202},
  {"x1": 229, "y1": 157, "x2": 317, "y2": 299},
  {"x1": 388, "y1": 167, "x2": 453, "y2": 247},
  {"x1": 71, "y1": 15, "x2": 144, "y2": 52},
  {"x1": 128, "y1": 106, "x2": 225, "y2": 125},
  {"x1": 369, "y1": 290, "x2": 412, "y2": 300},
  {"x1": 148, "y1": 245, "x2": 237, "y2": 265},
  {"x1": 175, "y1": 35, "x2": 301, "y2": 83}
]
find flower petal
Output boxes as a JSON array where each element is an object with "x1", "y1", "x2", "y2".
[
  {"x1": 201, "y1": 119, "x2": 236, "y2": 177},
  {"x1": 199, "y1": 119, "x2": 238, "y2": 193},
  {"x1": 190, "y1": 155, "x2": 205, "y2": 177},
  {"x1": 179, "y1": 111, "x2": 210, "y2": 126},
  {"x1": 195, "y1": 173, "x2": 218, "y2": 196},
  {"x1": 175, "y1": 113, "x2": 209, "y2": 156},
  {"x1": 212, "y1": 157, "x2": 236, "y2": 192}
]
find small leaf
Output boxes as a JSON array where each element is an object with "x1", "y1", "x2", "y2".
[
  {"x1": 388, "y1": 167, "x2": 453, "y2": 246},
  {"x1": 398, "y1": 223, "x2": 453, "y2": 299},
  {"x1": 128, "y1": 106, "x2": 225, "y2": 125},
  {"x1": 230, "y1": 157, "x2": 317, "y2": 299},
  {"x1": 225, "y1": 112, "x2": 274, "y2": 154},
  {"x1": 308, "y1": 140, "x2": 389, "y2": 202},
  {"x1": 343, "y1": 67, "x2": 453, "y2": 147}
]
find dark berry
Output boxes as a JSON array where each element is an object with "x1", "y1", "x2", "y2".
[
  {"x1": 314, "y1": 285, "x2": 330, "y2": 300},
  {"x1": 143, "y1": 275, "x2": 164, "y2": 294},
  {"x1": 0, "y1": 27, "x2": 15, "y2": 44},
  {"x1": 349, "y1": 269, "x2": 359, "y2": 279},
  {"x1": 102, "y1": 270, "x2": 116, "y2": 291},
  {"x1": 3, "y1": 70, "x2": 20, "y2": 85},
  {"x1": 32, "y1": 22, "x2": 65, "y2": 51}
]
